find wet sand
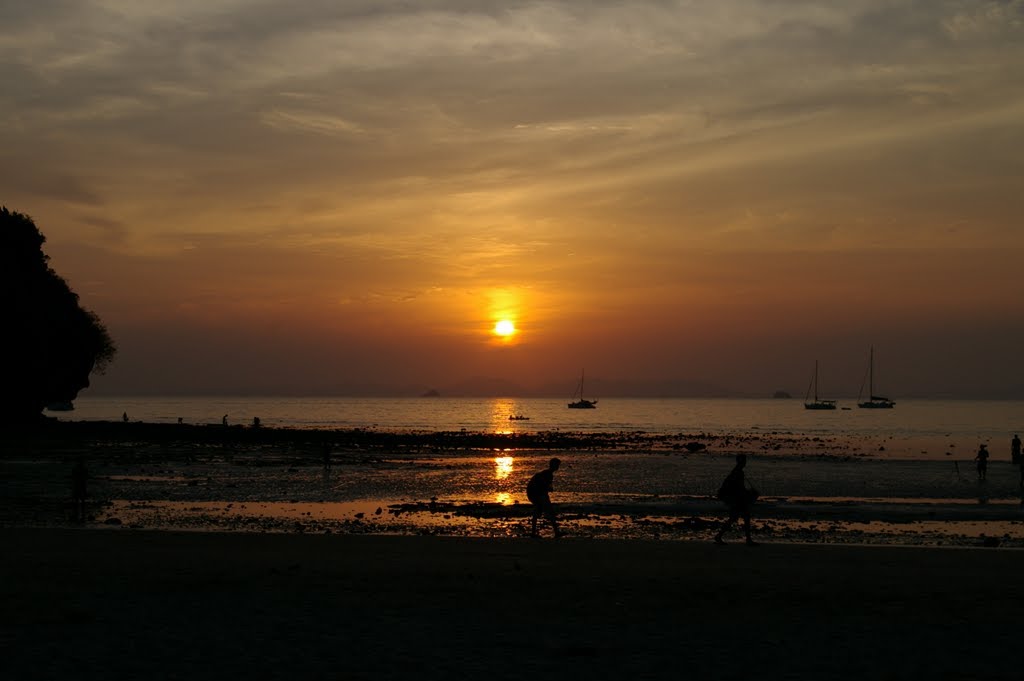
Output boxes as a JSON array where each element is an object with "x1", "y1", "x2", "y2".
[
  {"x1": 4, "y1": 528, "x2": 1023, "y2": 680},
  {"x1": 4, "y1": 420, "x2": 1024, "y2": 547}
]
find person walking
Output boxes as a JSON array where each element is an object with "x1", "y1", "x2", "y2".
[
  {"x1": 526, "y1": 458, "x2": 563, "y2": 538},
  {"x1": 714, "y1": 454, "x2": 759, "y2": 546}
]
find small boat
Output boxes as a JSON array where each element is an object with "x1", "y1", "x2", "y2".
[
  {"x1": 568, "y1": 369, "x2": 598, "y2": 409},
  {"x1": 857, "y1": 346, "x2": 895, "y2": 409},
  {"x1": 804, "y1": 360, "x2": 837, "y2": 410},
  {"x1": 509, "y1": 414, "x2": 530, "y2": 421}
]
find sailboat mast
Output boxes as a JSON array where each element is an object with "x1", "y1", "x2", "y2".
[
  {"x1": 868, "y1": 346, "x2": 874, "y2": 397},
  {"x1": 814, "y1": 360, "x2": 819, "y2": 401}
]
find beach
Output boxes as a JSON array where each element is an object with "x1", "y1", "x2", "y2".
[
  {"x1": 4, "y1": 421, "x2": 1024, "y2": 547},
  {"x1": 5, "y1": 528, "x2": 1024, "y2": 680},
  {"x1": 4, "y1": 421, "x2": 1024, "y2": 679}
]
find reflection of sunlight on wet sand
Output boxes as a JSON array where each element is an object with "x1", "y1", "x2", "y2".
[
  {"x1": 101, "y1": 498, "x2": 1024, "y2": 545},
  {"x1": 494, "y1": 456, "x2": 514, "y2": 480}
]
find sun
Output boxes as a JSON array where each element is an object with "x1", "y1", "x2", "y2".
[{"x1": 494, "y1": 319, "x2": 516, "y2": 337}]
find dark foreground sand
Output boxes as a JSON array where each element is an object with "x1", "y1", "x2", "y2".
[{"x1": 4, "y1": 529, "x2": 1022, "y2": 680}]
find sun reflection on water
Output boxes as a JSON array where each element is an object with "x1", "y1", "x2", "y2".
[{"x1": 489, "y1": 398, "x2": 531, "y2": 432}]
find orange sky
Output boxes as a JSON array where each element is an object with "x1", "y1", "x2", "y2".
[{"x1": 3, "y1": 1, "x2": 1023, "y2": 397}]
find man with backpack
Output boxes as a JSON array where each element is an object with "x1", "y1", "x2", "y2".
[{"x1": 714, "y1": 453, "x2": 758, "y2": 546}]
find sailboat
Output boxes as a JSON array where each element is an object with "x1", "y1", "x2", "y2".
[
  {"x1": 804, "y1": 360, "x2": 837, "y2": 410},
  {"x1": 857, "y1": 346, "x2": 895, "y2": 409},
  {"x1": 567, "y1": 369, "x2": 598, "y2": 409}
]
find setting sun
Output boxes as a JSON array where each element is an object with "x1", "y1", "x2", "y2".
[{"x1": 494, "y1": 320, "x2": 516, "y2": 337}]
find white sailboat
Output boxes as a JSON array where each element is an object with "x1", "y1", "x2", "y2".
[
  {"x1": 857, "y1": 346, "x2": 895, "y2": 409},
  {"x1": 804, "y1": 360, "x2": 837, "y2": 410}
]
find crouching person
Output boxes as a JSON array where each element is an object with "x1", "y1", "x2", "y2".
[{"x1": 527, "y1": 458, "x2": 563, "y2": 538}]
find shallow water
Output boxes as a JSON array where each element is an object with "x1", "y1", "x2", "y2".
[{"x1": 10, "y1": 441, "x2": 1022, "y2": 548}]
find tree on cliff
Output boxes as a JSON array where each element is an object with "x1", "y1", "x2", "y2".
[{"x1": 1, "y1": 207, "x2": 116, "y2": 422}]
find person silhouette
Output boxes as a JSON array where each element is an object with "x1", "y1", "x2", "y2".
[
  {"x1": 1011, "y1": 434, "x2": 1021, "y2": 465},
  {"x1": 122, "y1": 411, "x2": 129, "y2": 423},
  {"x1": 975, "y1": 444, "x2": 989, "y2": 481},
  {"x1": 527, "y1": 457, "x2": 563, "y2": 538},
  {"x1": 71, "y1": 456, "x2": 88, "y2": 522},
  {"x1": 222, "y1": 414, "x2": 228, "y2": 426},
  {"x1": 714, "y1": 454, "x2": 759, "y2": 546}
]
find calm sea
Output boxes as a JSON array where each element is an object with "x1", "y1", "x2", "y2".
[{"x1": 60, "y1": 396, "x2": 1023, "y2": 442}]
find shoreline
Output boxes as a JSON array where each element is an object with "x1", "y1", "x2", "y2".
[{"x1": 6, "y1": 416, "x2": 1005, "y2": 460}]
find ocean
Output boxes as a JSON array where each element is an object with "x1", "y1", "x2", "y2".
[{"x1": 63, "y1": 395, "x2": 1023, "y2": 444}]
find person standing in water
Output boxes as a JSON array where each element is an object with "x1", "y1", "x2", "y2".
[
  {"x1": 975, "y1": 443, "x2": 990, "y2": 481},
  {"x1": 1011, "y1": 434, "x2": 1021, "y2": 465},
  {"x1": 714, "y1": 454, "x2": 759, "y2": 546},
  {"x1": 527, "y1": 458, "x2": 563, "y2": 538}
]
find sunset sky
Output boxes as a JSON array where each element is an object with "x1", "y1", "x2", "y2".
[{"x1": 3, "y1": 1, "x2": 1023, "y2": 397}]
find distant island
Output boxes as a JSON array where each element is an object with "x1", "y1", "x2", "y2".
[
  {"x1": 772, "y1": 390, "x2": 792, "y2": 399},
  {"x1": 421, "y1": 389, "x2": 441, "y2": 397}
]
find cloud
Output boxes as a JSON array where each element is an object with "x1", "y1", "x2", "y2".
[
  {"x1": 0, "y1": 163, "x2": 103, "y2": 206},
  {"x1": 3, "y1": 1, "x2": 1023, "y2": 395},
  {"x1": 943, "y1": 0, "x2": 1024, "y2": 40},
  {"x1": 260, "y1": 109, "x2": 365, "y2": 137}
]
